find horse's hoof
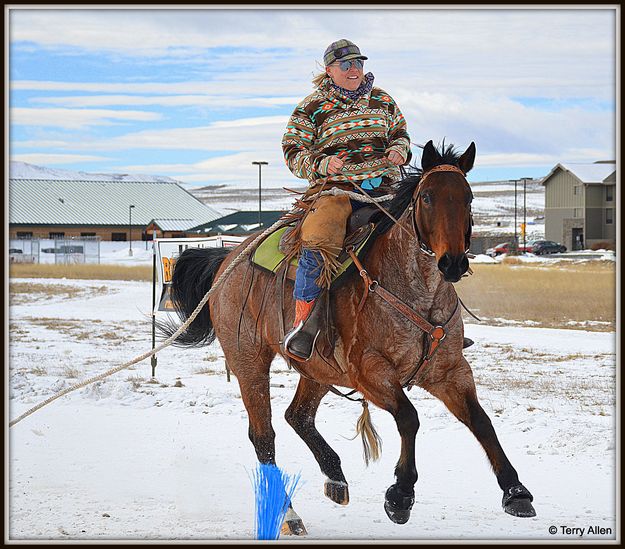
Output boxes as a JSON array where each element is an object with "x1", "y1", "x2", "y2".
[
  {"x1": 324, "y1": 479, "x2": 349, "y2": 505},
  {"x1": 502, "y1": 484, "x2": 536, "y2": 518},
  {"x1": 280, "y1": 518, "x2": 307, "y2": 536},
  {"x1": 280, "y1": 508, "x2": 308, "y2": 536},
  {"x1": 384, "y1": 485, "x2": 414, "y2": 525}
]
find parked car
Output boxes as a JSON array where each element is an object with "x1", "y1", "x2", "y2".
[
  {"x1": 530, "y1": 240, "x2": 566, "y2": 255},
  {"x1": 485, "y1": 242, "x2": 532, "y2": 257}
]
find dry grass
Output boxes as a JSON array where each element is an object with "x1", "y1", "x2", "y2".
[
  {"x1": 458, "y1": 260, "x2": 615, "y2": 331},
  {"x1": 9, "y1": 282, "x2": 110, "y2": 305},
  {"x1": 9, "y1": 263, "x2": 152, "y2": 281}
]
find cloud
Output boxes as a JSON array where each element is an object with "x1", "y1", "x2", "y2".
[
  {"x1": 30, "y1": 94, "x2": 301, "y2": 109},
  {"x1": 11, "y1": 153, "x2": 113, "y2": 164},
  {"x1": 8, "y1": 8, "x2": 616, "y2": 184},
  {"x1": 118, "y1": 152, "x2": 288, "y2": 186},
  {"x1": 11, "y1": 108, "x2": 162, "y2": 129}
]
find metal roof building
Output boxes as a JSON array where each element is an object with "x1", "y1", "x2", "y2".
[
  {"x1": 9, "y1": 179, "x2": 222, "y2": 241},
  {"x1": 188, "y1": 210, "x2": 286, "y2": 236}
]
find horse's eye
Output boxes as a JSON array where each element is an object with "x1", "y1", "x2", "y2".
[{"x1": 422, "y1": 193, "x2": 431, "y2": 205}]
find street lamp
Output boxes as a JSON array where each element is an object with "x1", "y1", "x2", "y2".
[
  {"x1": 129, "y1": 204, "x2": 135, "y2": 256},
  {"x1": 252, "y1": 161, "x2": 268, "y2": 228}
]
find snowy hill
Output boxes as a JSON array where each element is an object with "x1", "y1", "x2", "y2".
[{"x1": 9, "y1": 161, "x2": 179, "y2": 183}]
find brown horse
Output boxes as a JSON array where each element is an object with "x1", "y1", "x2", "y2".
[{"x1": 162, "y1": 140, "x2": 536, "y2": 533}]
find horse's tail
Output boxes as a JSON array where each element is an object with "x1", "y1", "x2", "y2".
[
  {"x1": 356, "y1": 400, "x2": 382, "y2": 466},
  {"x1": 156, "y1": 247, "x2": 231, "y2": 347}
]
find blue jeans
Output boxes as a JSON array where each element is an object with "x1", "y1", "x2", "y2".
[{"x1": 293, "y1": 179, "x2": 381, "y2": 301}]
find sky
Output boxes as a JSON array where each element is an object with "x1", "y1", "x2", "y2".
[{"x1": 7, "y1": 6, "x2": 618, "y2": 188}]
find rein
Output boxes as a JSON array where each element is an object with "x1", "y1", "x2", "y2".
[{"x1": 347, "y1": 248, "x2": 461, "y2": 389}]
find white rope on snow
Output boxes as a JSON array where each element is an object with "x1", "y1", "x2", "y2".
[{"x1": 9, "y1": 189, "x2": 389, "y2": 427}]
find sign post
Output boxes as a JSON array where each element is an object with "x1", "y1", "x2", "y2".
[
  {"x1": 151, "y1": 230, "x2": 158, "y2": 377},
  {"x1": 151, "y1": 235, "x2": 245, "y2": 380}
]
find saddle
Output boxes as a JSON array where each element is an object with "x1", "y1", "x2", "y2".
[
  {"x1": 250, "y1": 205, "x2": 379, "y2": 367},
  {"x1": 251, "y1": 205, "x2": 378, "y2": 284}
]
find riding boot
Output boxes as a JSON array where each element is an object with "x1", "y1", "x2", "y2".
[
  {"x1": 283, "y1": 292, "x2": 327, "y2": 361},
  {"x1": 463, "y1": 337, "x2": 474, "y2": 348}
]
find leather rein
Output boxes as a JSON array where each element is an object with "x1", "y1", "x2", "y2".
[{"x1": 346, "y1": 163, "x2": 468, "y2": 389}]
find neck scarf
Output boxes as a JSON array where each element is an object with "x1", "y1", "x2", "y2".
[{"x1": 330, "y1": 72, "x2": 375, "y2": 100}]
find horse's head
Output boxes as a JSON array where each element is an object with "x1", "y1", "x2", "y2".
[{"x1": 412, "y1": 140, "x2": 475, "y2": 283}]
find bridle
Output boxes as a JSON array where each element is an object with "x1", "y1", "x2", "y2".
[{"x1": 408, "y1": 164, "x2": 474, "y2": 257}]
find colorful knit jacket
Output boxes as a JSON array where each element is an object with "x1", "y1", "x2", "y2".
[{"x1": 282, "y1": 76, "x2": 411, "y2": 192}]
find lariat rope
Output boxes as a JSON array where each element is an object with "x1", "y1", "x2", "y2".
[{"x1": 9, "y1": 189, "x2": 391, "y2": 428}]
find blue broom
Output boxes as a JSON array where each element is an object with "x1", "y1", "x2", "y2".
[{"x1": 251, "y1": 463, "x2": 301, "y2": 540}]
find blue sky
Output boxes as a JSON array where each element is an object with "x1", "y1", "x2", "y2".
[{"x1": 8, "y1": 7, "x2": 617, "y2": 187}]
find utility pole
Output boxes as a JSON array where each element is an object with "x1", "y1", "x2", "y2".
[
  {"x1": 513, "y1": 179, "x2": 518, "y2": 254},
  {"x1": 252, "y1": 161, "x2": 268, "y2": 228},
  {"x1": 523, "y1": 178, "x2": 527, "y2": 251}
]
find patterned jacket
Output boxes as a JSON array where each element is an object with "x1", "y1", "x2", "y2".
[{"x1": 282, "y1": 76, "x2": 411, "y2": 192}]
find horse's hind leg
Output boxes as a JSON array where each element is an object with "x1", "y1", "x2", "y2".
[
  {"x1": 285, "y1": 377, "x2": 349, "y2": 505},
  {"x1": 222, "y1": 344, "x2": 307, "y2": 535},
  {"x1": 421, "y1": 357, "x2": 536, "y2": 517}
]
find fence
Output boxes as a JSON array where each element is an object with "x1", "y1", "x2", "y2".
[{"x1": 9, "y1": 237, "x2": 101, "y2": 264}]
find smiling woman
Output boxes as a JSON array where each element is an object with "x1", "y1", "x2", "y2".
[{"x1": 281, "y1": 38, "x2": 411, "y2": 360}]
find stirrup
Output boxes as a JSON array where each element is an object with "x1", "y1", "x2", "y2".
[
  {"x1": 282, "y1": 293, "x2": 327, "y2": 362},
  {"x1": 283, "y1": 322, "x2": 321, "y2": 362}
]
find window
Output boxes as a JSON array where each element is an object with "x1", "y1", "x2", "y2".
[
  {"x1": 573, "y1": 185, "x2": 582, "y2": 195},
  {"x1": 573, "y1": 208, "x2": 583, "y2": 218},
  {"x1": 81, "y1": 232, "x2": 96, "y2": 237},
  {"x1": 16, "y1": 232, "x2": 33, "y2": 239},
  {"x1": 606, "y1": 186, "x2": 613, "y2": 202},
  {"x1": 49, "y1": 232, "x2": 65, "y2": 239},
  {"x1": 111, "y1": 232, "x2": 127, "y2": 241},
  {"x1": 606, "y1": 209, "x2": 613, "y2": 225}
]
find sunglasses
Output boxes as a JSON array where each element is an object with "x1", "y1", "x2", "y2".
[{"x1": 332, "y1": 59, "x2": 364, "y2": 71}]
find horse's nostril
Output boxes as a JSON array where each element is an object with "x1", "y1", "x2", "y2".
[{"x1": 438, "y1": 253, "x2": 452, "y2": 271}]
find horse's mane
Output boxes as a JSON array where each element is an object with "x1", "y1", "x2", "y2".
[
  {"x1": 331, "y1": 141, "x2": 463, "y2": 290},
  {"x1": 373, "y1": 141, "x2": 463, "y2": 236}
]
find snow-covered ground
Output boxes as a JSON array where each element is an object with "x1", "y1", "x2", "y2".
[{"x1": 8, "y1": 263, "x2": 618, "y2": 541}]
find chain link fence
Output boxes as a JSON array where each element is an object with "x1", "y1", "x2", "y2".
[{"x1": 9, "y1": 237, "x2": 101, "y2": 264}]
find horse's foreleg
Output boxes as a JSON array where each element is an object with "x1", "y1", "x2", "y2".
[
  {"x1": 357, "y1": 350, "x2": 420, "y2": 525},
  {"x1": 421, "y1": 358, "x2": 536, "y2": 518},
  {"x1": 285, "y1": 377, "x2": 349, "y2": 505}
]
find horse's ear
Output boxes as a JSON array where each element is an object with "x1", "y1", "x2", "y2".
[
  {"x1": 421, "y1": 140, "x2": 440, "y2": 173},
  {"x1": 458, "y1": 142, "x2": 476, "y2": 174}
]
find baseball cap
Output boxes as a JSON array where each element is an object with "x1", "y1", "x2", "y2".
[{"x1": 323, "y1": 39, "x2": 368, "y2": 66}]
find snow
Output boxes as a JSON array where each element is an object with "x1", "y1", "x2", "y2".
[
  {"x1": 8, "y1": 263, "x2": 617, "y2": 541},
  {"x1": 10, "y1": 161, "x2": 179, "y2": 183}
]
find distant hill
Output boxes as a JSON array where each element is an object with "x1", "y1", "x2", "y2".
[{"x1": 9, "y1": 161, "x2": 179, "y2": 183}]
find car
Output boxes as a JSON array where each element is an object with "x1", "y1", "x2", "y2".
[
  {"x1": 485, "y1": 242, "x2": 532, "y2": 257},
  {"x1": 531, "y1": 240, "x2": 566, "y2": 255}
]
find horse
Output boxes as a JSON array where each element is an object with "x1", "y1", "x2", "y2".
[{"x1": 162, "y1": 140, "x2": 536, "y2": 533}]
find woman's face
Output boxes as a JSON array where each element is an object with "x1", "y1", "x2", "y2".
[{"x1": 326, "y1": 59, "x2": 364, "y2": 91}]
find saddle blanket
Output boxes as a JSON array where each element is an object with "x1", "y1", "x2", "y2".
[{"x1": 251, "y1": 224, "x2": 374, "y2": 282}]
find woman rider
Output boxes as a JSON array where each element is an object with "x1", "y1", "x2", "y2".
[{"x1": 281, "y1": 39, "x2": 411, "y2": 360}]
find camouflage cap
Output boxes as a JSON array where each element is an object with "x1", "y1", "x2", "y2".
[{"x1": 323, "y1": 39, "x2": 368, "y2": 66}]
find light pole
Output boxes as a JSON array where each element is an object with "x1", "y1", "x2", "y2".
[
  {"x1": 129, "y1": 204, "x2": 135, "y2": 256},
  {"x1": 522, "y1": 177, "x2": 527, "y2": 251},
  {"x1": 252, "y1": 161, "x2": 268, "y2": 228},
  {"x1": 513, "y1": 179, "x2": 518, "y2": 254}
]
